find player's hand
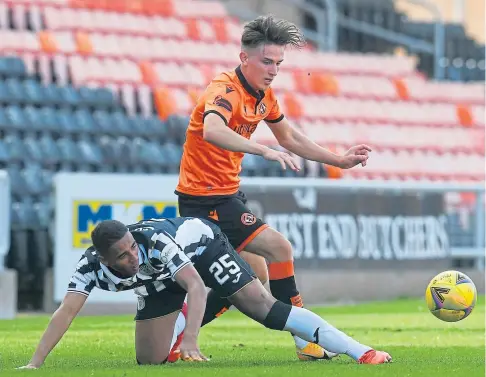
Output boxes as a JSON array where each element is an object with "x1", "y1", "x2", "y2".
[
  {"x1": 338, "y1": 144, "x2": 372, "y2": 169},
  {"x1": 262, "y1": 148, "x2": 301, "y2": 171},
  {"x1": 180, "y1": 337, "x2": 209, "y2": 362},
  {"x1": 16, "y1": 364, "x2": 39, "y2": 369}
]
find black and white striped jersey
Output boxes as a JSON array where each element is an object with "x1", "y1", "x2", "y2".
[{"x1": 67, "y1": 217, "x2": 220, "y2": 298}]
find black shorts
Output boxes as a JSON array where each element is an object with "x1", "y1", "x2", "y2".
[
  {"x1": 193, "y1": 233, "x2": 256, "y2": 298},
  {"x1": 135, "y1": 233, "x2": 256, "y2": 321},
  {"x1": 177, "y1": 191, "x2": 268, "y2": 252},
  {"x1": 135, "y1": 286, "x2": 186, "y2": 321}
]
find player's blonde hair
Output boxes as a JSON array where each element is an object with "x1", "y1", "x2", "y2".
[{"x1": 241, "y1": 15, "x2": 306, "y2": 50}]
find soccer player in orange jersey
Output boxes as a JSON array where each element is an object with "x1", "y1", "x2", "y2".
[{"x1": 175, "y1": 15, "x2": 372, "y2": 360}]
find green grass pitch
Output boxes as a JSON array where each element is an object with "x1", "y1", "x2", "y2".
[{"x1": 1, "y1": 297, "x2": 484, "y2": 377}]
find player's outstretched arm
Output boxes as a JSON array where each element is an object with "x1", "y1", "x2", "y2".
[
  {"x1": 204, "y1": 113, "x2": 301, "y2": 171},
  {"x1": 266, "y1": 117, "x2": 372, "y2": 169},
  {"x1": 203, "y1": 113, "x2": 268, "y2": 155},
  {"x1": 173, "y1": 264, "x2": 209, "y2": 362},
  {"x1": 18, "y1": 292, "x2": 87, "y2": 369}
]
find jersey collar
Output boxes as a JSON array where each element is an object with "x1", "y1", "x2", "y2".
[{"x1": 235, "y1": 65, "x2": 265, "y2": 100}]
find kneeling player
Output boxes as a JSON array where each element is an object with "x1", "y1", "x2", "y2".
[{"x1": 19, "y1": 217, "x2": 391, "y2": 368}]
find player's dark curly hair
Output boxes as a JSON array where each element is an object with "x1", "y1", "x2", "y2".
[
  {"x1": 91, "y1": 220, "x2": 128, "y2": 258},
  {"x1": 241, "y1": 15, "x2": 306, "y2": 50}
]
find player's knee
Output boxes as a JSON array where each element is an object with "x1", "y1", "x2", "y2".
[
  {"x1": 274, "y1": 236, "x2": 293, "y2": 261},
  {"x1": 263, "y1": 300, "x2": 292, "y2": 330},
  {"x1": 136, "y1": 356, "x2": 168, "y2": 366}
]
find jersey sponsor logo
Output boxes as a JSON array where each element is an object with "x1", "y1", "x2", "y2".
[
  {"x1": 73, "y1": 201, "x2": 178, "y2": 248},
  {"x1": 241, "y1": 213, "x2": 257, "y2": 226},
  {"x1": 213, "y1": 95, "x2": 232, "y2": 112},
  {"x1": 259, "y1": 102, "x2": 267, "y2": 115},
  {"x1": 234, "y1": 123, "x2": 257, "y2": 137}
]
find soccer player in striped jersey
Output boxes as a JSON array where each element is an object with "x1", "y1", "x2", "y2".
[{"x1": 19, "y1": 218, "x2": 391, "y2": 369}]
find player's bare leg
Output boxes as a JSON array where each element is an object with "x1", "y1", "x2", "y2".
[
  {"x1": 244, "y1": 227, "x2": 337, "y2": 360},
  {"x1": 240, "y1": 251, "x2": 268, "y2": 286},
  {"x1": 200, "y1": 251, "x2": 268, "y2": 326},
  {"x1": 135, "y1": 310, "x2": 184, "y2": 364},
  {"x1": 228, "y1": 279, "x2": 391, "y2": 364}
]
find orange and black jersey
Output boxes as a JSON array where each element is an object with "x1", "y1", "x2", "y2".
[{"x1": 176, "y1": 66, "x2": 284, "y2": 197}]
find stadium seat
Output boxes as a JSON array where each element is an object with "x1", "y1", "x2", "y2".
[
  {"x1": 98, "y1": 135, "x2": 118, "y2": 165},
  {"x1": 0, "y1": 139, "x2": 10, "y2": 167},
  {"x1": 78, "y1": 139, "x2": 104, "y2": 166},
  {"x1": 39, "y1": 134, "x2": 61, "y2": 165},
  {"x1": 0, "y1": 107, "x2": 11, "y2": 133},
  {"x1": 58, "y1": 84, "x2": 82, "y2": 108},
  {"x1": 166, "y1": 114, "x2": 188, "y2": 144},
  {"x1": 23, "y1": 106, "x2": 45, "y2": 133},
  {"x1": 23, "y1": 78, "x2": 46, "y2": 105},
  {"x1": 0, "y1": 81, "x2": 9, "y2": 105},
  {"x1": 160, "y1": 142, "x2": 182, "y2": 173},
  {"x1": 23, "y1": 137, "x2": 45, "y2": 164},
  {"x1": 73, "y1": 108, "x2": 96, "y2": 134},
  {"x1": 57, "y1": 137, "x2": 83, "y2": 164},
  {"x1": 22, "y1": 164, "x2": 46, "y2": 196},
  {"x1": 56, "y1": 108, "x2": 78, "y2": 135},
  {"x1": 3, "y1": 56, "x2": 27, "y2": 78},
  {"x1": 110, "y1": 111, "x2": 132, "y2": 136},
  {"x1": 92, "y1": 109, "x2": 116, "y2": 135},
  {"x1": 5, "y1": 78, "x2": 27, "y2": 104}
]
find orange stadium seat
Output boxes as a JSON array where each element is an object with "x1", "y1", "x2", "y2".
[
  {"x1": 457, "y1": 104, "x2": 474, "y2": 127},
  {"x1": 393, "y1": 78, "x2": 410, "y2": 100},
  {"x1": 75, "y1": 31, "x2": 93, "y2": 55},
  {"x1": 38, "y1": 30, "x2": 58, "y2": 53},
  {"x1": 212, "y1": 18, "x2": 229, "y2": 43},
  {"x1": 154, "y1": 86, "x2": 177, "y2": 120},
  {"x1": 185, "y1": 18, "x2": 201, "y2": 40},
  {"x1": 139, "y1": 61, "x2": 158, "y2": 86}
]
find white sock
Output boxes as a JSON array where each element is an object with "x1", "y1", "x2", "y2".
[
  {"x1": 169, "y1": 311, "x2": 186, "y2": 350},
  {"x1": 293, "y1": 335, "x2": 309, "y2": 349},
  {"x1": 284, "y1": 307, "x2": 371, "y2": 360}
]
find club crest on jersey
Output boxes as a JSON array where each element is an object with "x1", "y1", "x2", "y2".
[
  {"x1": 259, "y1": 102, "x2": 266, "y2": 115},
  {"x1": 138, "y1": 262, "x2": 157, "y2": 275},
  {"x1": 241, "y1": 213, "x2": 257, "y2": 226},
  {"x1": 213, "y1": 95, "x2": 232, "y2": 112}
]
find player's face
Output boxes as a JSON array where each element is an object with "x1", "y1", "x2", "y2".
[
  {"x1": 106, "y1": 231, "x2": 140, "y2": 277},
  {"x1": 242, "y1": 44, "x2": 284, "y2": 91}
]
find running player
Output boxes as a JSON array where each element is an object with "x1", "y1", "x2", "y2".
[
  {"x1": 19, "y1": 218, "x2": 390, "y2": 368},
  {"x1": 175, "y1": 15, "x2": 372, "y2": 360}
]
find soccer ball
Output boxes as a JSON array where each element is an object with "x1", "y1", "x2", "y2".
[{"x1": 425, "y1": 270, "x2": 477, "y2": 322}]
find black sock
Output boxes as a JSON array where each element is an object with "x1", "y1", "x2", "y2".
[
  {"x1": 202, "y1": 289, "x2": 232, "y2": 326},
  {"x1": 269, "y1": 276, "x2": 302, "y2": 306}
]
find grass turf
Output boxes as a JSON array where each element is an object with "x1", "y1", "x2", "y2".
[{"x1": 0, "y1": 297, "x2": 484, "y2": 377}]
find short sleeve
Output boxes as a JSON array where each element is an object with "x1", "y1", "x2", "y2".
[
  {"x1": 149, "y1": 233, "x2": 192, "y2": 279},
  {"x1": 166, "y1": 251, "x2": 192, "y2": 280},
  {"x1": 265, "y1": 98, "x2": 284, "y2": 123},
  {"x1": 67, "y1": 257, "x2": 96, "y2": 297},
  {"x1": 203, "y1": 84, "x2": 240, "y2": 126}
]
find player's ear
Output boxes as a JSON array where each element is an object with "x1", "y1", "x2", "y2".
[
  {"x1": 98, "y1": 254, "x2": 108, "y2": 265},
  {"x1": 239, "y1": 50, "x2": 249, "y2": 66}
]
